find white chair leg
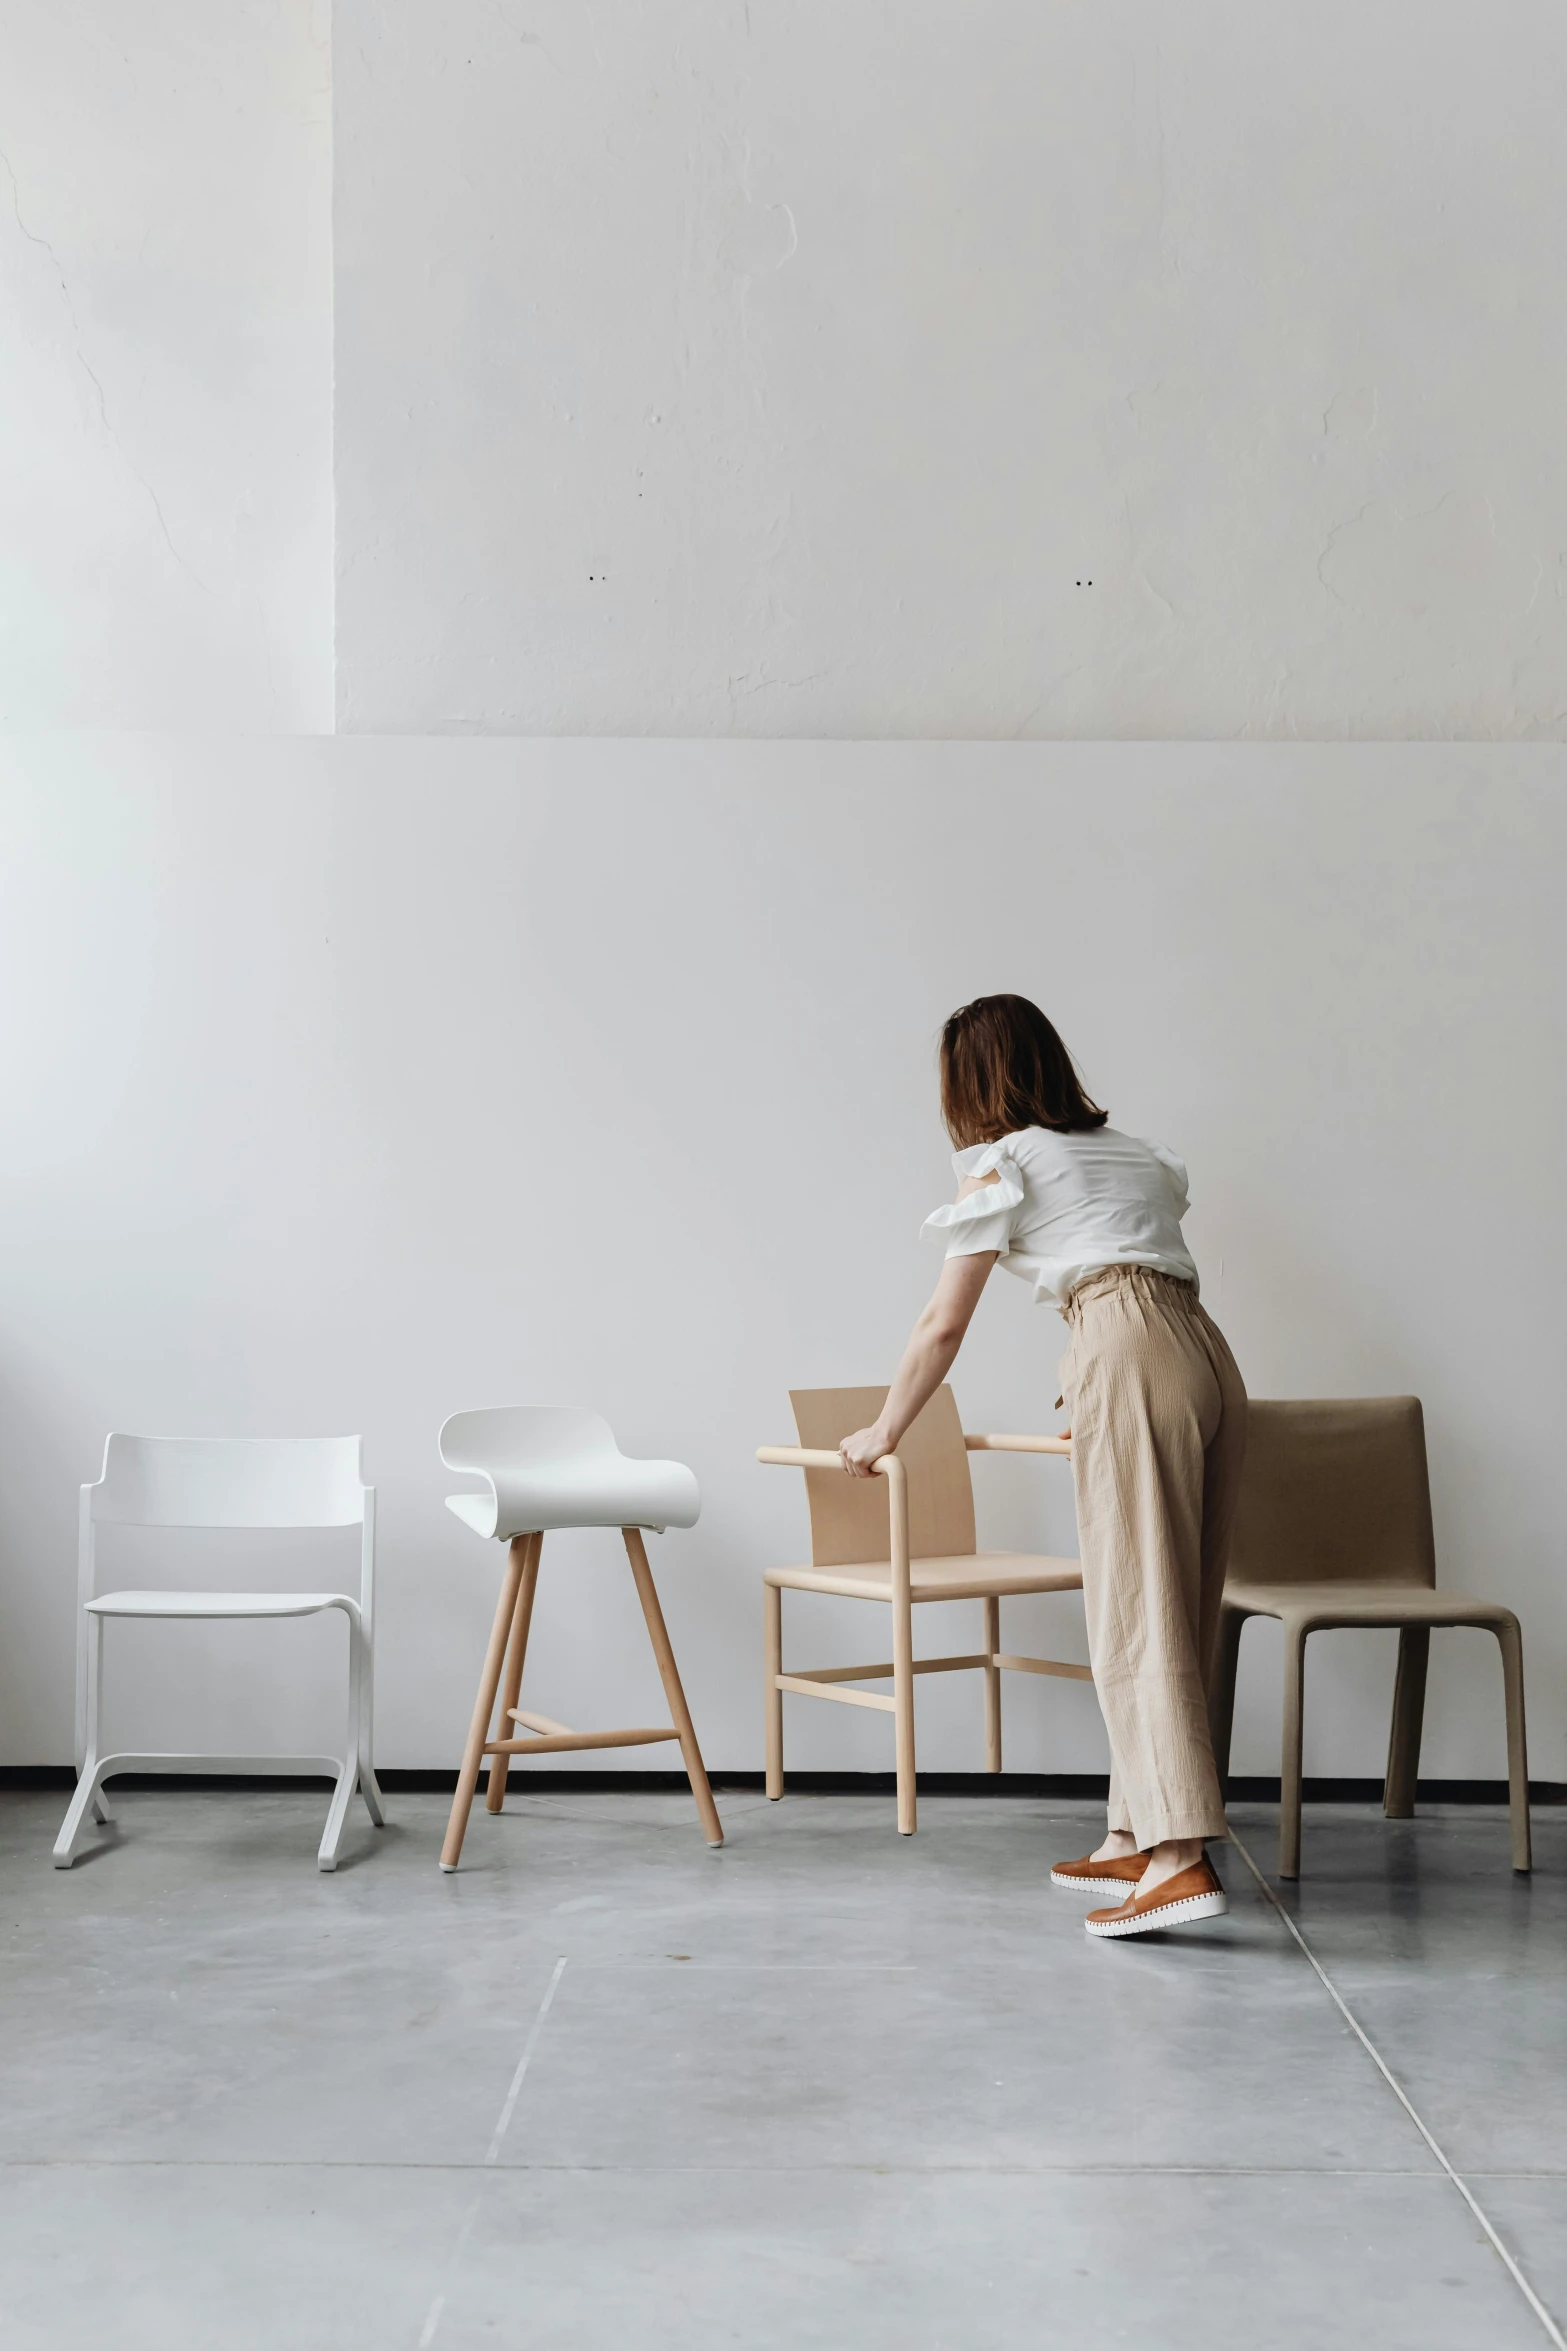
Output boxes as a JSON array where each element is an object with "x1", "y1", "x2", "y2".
[
  {"x1": 355, "y1": 1615, "x2": 386, "y2": 1827},
  {"x1": 318, "y1": 1614, "x2": 363, "y2": 1870},
  {"x1": 55, "y1": 1617, "x2": 111, "y2": 1867},
  {"x1": 53, "y1": 1757, "x2": 111, "y2": 1867},
  {"x1": 317, "y1": 1762, "x2": 356, "y2": 1872}
]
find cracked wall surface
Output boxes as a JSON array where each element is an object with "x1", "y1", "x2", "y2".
[
  {"x1": 0, "y1": 1, "x2": 333, "y2": 730},
  {"x1": 333, "y1": 0, "x2": 1567, "y2": 736}
]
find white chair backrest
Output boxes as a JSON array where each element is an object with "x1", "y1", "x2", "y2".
[
  {"x1": 439, "y1": 1406, "x2": 623, "y2": 1479},
  {"x1": 89, "y1": 1435, "x2": 367, "y2": 1529}
]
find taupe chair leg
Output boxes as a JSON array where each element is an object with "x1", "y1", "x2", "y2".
[
  {"x1": 1207, "y1": 1605, "x2": 1245, "y2": 1789},
  {"x1": 1495, "y1": 1617, "x2": 1532, "y2": 1873},
  {"x1": 1279, "y1": 1623, "x2": 1308, "y2": 1880},
  {"x1": 487, "y1": 1533, "x2": 542, "y2": 1813},
  {"x1": 892, "y1": 1585, "x2": 917, "y2": 1835},
  {"x1": 623, "y1": 1528, "x2": 724, "y2": 1847},
  {"x1": 764, "y1": 1581, "x2": 784, "y2": 1800},
  {"x1": 983, "y1": 1595, "x2": 1002, "y2": 1773},
  {"x1": 1383, "y1": 1625, "x2": 1429, "y2": 1819},
  {"x1": 441, "y1": 1534, "x2": 528, "y2": 1871}
]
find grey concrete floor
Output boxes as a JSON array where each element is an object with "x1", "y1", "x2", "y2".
[{"x1": 0, "y1": 1785, "x2": 1561, "y2": 2351}]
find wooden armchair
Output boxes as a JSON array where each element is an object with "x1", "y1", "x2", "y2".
[{"x1": 757, "y1": 1385, "x2": 1084, "y2": 1833}]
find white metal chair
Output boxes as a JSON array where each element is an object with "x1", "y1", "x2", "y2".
[
  {"x1": 54, "y1": 1434, "x2": 385, "y2": 1872},
  {"x1": 438, "y1": 1406, "x2": 722, "y2": 1871}
]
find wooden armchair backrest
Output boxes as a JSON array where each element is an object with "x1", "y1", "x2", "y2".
[{"x1": 788, "y1": 1385, "x2": 976, "y2": 1568}]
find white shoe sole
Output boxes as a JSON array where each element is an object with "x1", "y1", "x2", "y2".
[
  {"x1": 1085, "y1": 1888, "x2": 1229, "y2": 1938},
  {"x1": 1050, "y1": 1868, "x2": 1146, "y2": 1894}
]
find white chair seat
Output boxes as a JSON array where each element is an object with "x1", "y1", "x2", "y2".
[{"x1": 87, "y1": 1589, "x2": 351, "y2": 1620}]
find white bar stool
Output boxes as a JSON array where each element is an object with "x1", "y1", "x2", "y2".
[{"x1": 438, "y1": 1407, "x2": 723, "y2": 1871}]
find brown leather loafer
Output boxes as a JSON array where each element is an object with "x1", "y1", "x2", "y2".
[
  {"x1": 1050, "y1": 1851, "x2": 1149, "y2": 1893},
  {"x1": 1084, "y1": 1853, "x2": 1228, "y2": 1938}
]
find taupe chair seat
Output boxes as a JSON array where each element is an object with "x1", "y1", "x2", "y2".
[
  {"x1": 766, "y1": 1550, "x2": 1083, "y2": 1604},
  {"x1": 1211, "y1": 1397, "x2": 1530, "y2": 1881},
  {"x1": 759, "y1": 1385, "x2": 1087, "y2": 1834},
  {"x1": 1225, "y1": 1580, "x2": 1521, "y2": 1630}
]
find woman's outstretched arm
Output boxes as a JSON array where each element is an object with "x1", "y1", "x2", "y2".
[{"x1": 838, "y1": 1250, "x2": 997, "y2": 1476}]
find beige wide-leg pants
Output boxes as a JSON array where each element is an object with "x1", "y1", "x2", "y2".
[{"x1": 1060, "y1": 1264, "x2": 1248, "y2": 1849}]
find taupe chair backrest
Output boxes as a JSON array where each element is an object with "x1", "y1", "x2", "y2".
[
  {"x1": 1229, "y1": 1397, "x2": 1436, "y2": 1590},
  {"x1": 790, "y1": 1386, "x2": 976, "y2": 1567}
]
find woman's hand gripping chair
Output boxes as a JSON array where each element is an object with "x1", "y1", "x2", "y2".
[
  {"x1": 438, "y1": 1407, "x2": 723, "y2": 1870},
  {"x1": 758, "y1": 1385, "x2": 1085, "y2": 1834}
]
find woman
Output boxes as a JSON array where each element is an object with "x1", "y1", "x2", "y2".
[{"x1": 839, "y1": 994, "x2": 1246, "y2": 1939}]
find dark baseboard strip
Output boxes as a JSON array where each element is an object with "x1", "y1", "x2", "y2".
[{"x1": 2, "y1": 1765, "x2": 1562, "y2": 1803}]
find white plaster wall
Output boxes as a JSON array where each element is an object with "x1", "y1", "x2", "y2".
[
  {"x1": 1, "y1": 740, "x2": 1561, "y2": 1795},
  {"x1": 0, "y1": 3, "x2": 333, "y2": 730},
  {"x1": 334, "y1": 1, "x2": 1567, "y2": 739}
]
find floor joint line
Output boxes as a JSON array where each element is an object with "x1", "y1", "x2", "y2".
[
  {"x1": 417, "y1": 1955, "x2": 567, "y2": 2351},
  {"x1": 1230, "y1": 1831, "x2": 1564, "y2": 2350}
]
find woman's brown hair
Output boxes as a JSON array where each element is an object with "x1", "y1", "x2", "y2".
[{"x1": 939, "y1": 994, "x2": 1107, "y2": 1147}]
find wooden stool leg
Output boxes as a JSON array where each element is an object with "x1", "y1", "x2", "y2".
[
  {"x1": 1279, "y1": 1622, "x2": 1308, "y2": 1881},
  {"x1": 623, "y1": 1528, "x2": 724, "y2": 1847},
  {"x1": 487, "y1": 1533, "x2": 542, "y2": 1813},
  {"x1": 1383, "y1": 1625, "x2": 1429, "y2": 1819},
  {"x1": 440, "y1": 1535, "x2": 528, "y2": 1872},
  {"x1": 982, "y1": 1595, "x2": 1001, "y2": 1773},
  {"x1": 764, "y1": 1580, "x2": 784, "y2": 1800},
  {"x1": 1495, "y1": 1618, "x2": 1532, "y2": 1873}
]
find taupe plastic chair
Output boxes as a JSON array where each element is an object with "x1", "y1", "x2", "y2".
[
  {"x1": 757, "y1": 1385, "x2": 1084, "y2": 1834},
  {"x1": 1209, "y1": 1397, "x2": 1530, "y2": 1880}
]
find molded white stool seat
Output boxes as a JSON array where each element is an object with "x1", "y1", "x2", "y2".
[
  {"x1": 55, "y1": 1433, "x2": 385, "y2": 1873},
  {"x1": 437, "y1": 1405, "x2": 720, "y2": 1871},
  {"x1": 440, "y1": 1405, "x2": 700, "y2": 1539}
]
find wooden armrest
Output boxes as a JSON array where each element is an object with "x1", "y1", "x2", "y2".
[
  {"x1": 964, "y1": 1432, "x2": 1072, "y2": 1457},
  {"x1": 756, "y1": 1446, "x2": 896, "y2": 1476}
]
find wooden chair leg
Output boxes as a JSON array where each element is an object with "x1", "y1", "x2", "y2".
[
  {"x1": 982, "y1": 1595, "x2": 1001, "y2": 1773},
  {"x1": 440, "y1": 1534, "x2": 528, "y2": 1872},
  {"x1": 1279, "y1": 1622, "x2": 1308, "y2": 1880},
  {"x1": 1207, "y1": 1606, "x2": 1245, "y2": 1792},
  {"x1": 623, "y1": 1528, "x2": 724, "y2": 1847},
  {"x1": 893, "y1": 1586, "x2": 916, "y2": 1835},
  {"x1": 1495, "y1": 1618, "x2": 1532, "y2": 1873},
  {"x1": 764, "y1": 1580, "x2": 784, "y2": 1800},
  {"x1": 1383, "y1": 1625, "x2": 1429, "y2": 1819},
  {"x1": 486, "y1": 1533, "x2": 542, "y2": 1813}
]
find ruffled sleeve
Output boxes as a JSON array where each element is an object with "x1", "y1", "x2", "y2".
[
  {"x1": 1140, "y1": 1139, "x2": 1191, "y2": 1220},
  {"x1": 920, "y1": 1142, "x2": 1024, "y2": 1260}
]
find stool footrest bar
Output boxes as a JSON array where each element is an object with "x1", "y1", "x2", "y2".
[{"x1": 483, "y1": 1726, "x2": 682, "y2": 1755}]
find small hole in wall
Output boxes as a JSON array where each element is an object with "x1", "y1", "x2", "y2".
[{"x1": 1075, "y1": 579, "x2": 1094, "y2": 587}]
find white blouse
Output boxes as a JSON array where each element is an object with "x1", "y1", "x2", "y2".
[{"x1": 921, "y1": 1125, "x2": 1199, "y2": 1311}]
